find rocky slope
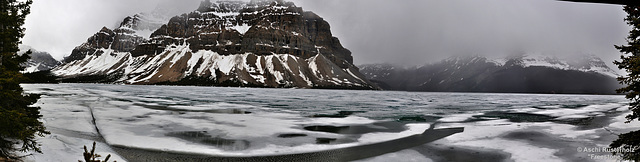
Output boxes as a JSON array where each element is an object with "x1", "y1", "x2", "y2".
[
  {"x1": 61, "y1": 12, "x2": 169, "y2": 63},
  {"x1": 54, "y1": 0, "x2": 376, "y2": 89},
  {"x1": 360, "y1": 54, "x2": 622, "y2": 94},
  {"x1": 19, "y1": 45, "x2": 61, "y2": 73}
]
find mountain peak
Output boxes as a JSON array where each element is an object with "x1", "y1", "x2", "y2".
[
  {"x1": 117, "y1": 12, "x2": 171, "y2": 38},
  {"x1": 197, "y1": 0, "x2": 247, "y2": 13},
  {"x1": 359, "y1": 54, "x2": 622, "y2": 94},
  {"x1": 196, "y1": 0, "x2": 297, "y2": 15},
  {"x1": 426, "y1": 54, "x2": 619, "y2": 78},
  {"x1": 18, "y1": 46, "x2": 61, "y2": 73},
  {"x1": 54, "y1": 0, "x2": 376, "y2": 89},
  {"x1": 144, "y1": 0, "x2": 352, "y2": 67},
  {"x1": 442, "y1": 55, "x2": 488, "y2": 64},
  {"x1": 99, "y1": 26, "x2": 111, "y2": 32},
  {"x1": 506, "y1": 53, "x2": 620, "y2": 77}
]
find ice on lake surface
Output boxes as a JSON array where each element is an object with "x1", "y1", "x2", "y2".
[{"x1": 20, "y1": 83, "x2": 640, "y2": 162}]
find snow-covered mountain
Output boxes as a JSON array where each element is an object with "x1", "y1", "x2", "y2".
[
  {"x1": 360, "y1": 54, "x2": 622, "y2": 94},
  {"x1": 497, "y1": 54, "x2": 620, "y2": 78},
  {"x1": 54, "y1": 0, "x2": 376, "y2": 89},
  {"x1": 61, "y1": 8, "x2": 173, "y2": 63},
  {"x1": 118, "y1": 9, "x2": 175, "y2": 39},
  {"x1": 19, "y1": 45, "x2": 61, "y2": 73}
]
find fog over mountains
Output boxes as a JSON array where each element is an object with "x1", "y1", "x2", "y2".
[{"x1": 360, "y1": 54, "x2": 622, "y2": 94}]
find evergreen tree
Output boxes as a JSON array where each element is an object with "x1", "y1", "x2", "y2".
[
  {"x1": 611, "y1": 5, "x2": 640, "y2": 161},
  {"x1": 0, "y1": 0, "x2": 49, "y2": 160}
]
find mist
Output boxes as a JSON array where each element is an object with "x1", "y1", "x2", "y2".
[
  {"x1": 23, "y1": 0, "x2": 629, "y2": 71},
  {"x1": 291, "y1": 0, "x2": 629, "y2": 67},
  {"x1": 23, "y1": 0, "x2": 201, "y2": 60}
]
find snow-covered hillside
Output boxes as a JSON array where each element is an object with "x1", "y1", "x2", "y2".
[
  {"x1": 55, "y1": 44, "x2": 369, "y2": 88},
  {"x1": 497, "y1": 54, "x2": 620, "y2": 78},
  {"x1": 54, "y1": 0, "x2": 376, "y2": 89}
]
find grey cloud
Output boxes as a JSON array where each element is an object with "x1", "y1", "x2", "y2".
[{"x1": 292, "y1": 0, "x2": 628, "y2": 69}]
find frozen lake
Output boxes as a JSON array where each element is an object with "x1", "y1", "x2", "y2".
[{"x1": 20, "y1": 84, "x2": 640, "y2": 162}]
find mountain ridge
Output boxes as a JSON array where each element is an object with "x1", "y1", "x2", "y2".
[
  {"x1": 18, "y1": 45, "x2": 61, "y2": 73},
  {"x1": 53, "y1": 0, "x2": 377, "y2": 90},
  {"x1": 360, "y1": 54, "x2": 622, "y2": 94}
]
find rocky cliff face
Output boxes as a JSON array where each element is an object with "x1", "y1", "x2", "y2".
[
  {"x1": 360, "y1": 54, "x2": 622, "y2": 94},
  {"x1": 141, "y1": 0, "x2": 352, "y2": 67},
  {"x1": 54, "y1": 0, "x2": 376, "y2": 89},
  {"x1": 63, "y1": 8, "x2": 173, "y2": 63}
]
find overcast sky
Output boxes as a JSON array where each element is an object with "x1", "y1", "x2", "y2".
[{"x1": 23, "y1": 0, "x2": 629, "y2": 70}]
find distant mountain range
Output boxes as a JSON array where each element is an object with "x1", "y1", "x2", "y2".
[
  {"x1": 359, "y1": 54, "x2": 623, "y2": 94},
  {"x1": 18, "y1": 45, "x2": 61, "y2": 73},
  {"x1": 50, "y1": 0, "x2": 376, "y2": 89}
]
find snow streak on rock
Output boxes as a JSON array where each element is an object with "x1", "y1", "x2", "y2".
[{"x1": 54, "y1": 0, "x2": 376, "y2": 89}]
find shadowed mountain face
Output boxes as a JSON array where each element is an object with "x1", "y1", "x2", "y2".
[
  {"x1": 54, "y1": 0, "x2": 377, "y2": 89},
  {"x1": 19, "y1": 46, "x2": 61, "y2": 73},
  {"x1": 360, "y1": 55, "x2": 623, "y2": 94}
]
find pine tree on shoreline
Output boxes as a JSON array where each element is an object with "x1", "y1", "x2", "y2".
[
  {"x1": 0, "y1": 0, "x2": 49, "y2": 160},
  {"x1": 611, "y1": 5, "x2": 640, "y2": 161}
]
